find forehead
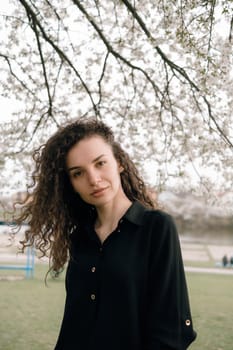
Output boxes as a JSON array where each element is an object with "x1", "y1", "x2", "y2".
[{"x1": 66, "y1": 136, "x2": 113, "y2": 166}]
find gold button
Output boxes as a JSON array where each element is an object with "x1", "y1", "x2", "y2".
[
  {"x1": 91, "y1": 294, "x2": 96, "y2": 300},
  {"x1": 91, "y1": 267, "x2": 96, "y2": 272},
  {"x1": 185, "y1": 319, "x2": 191, "y2": 326}
]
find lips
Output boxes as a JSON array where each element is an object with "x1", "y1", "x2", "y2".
[{"x1": 91, "y1": 187, "x2": 108, "y2": 197}]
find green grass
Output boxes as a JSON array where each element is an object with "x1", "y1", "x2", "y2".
[
  {"x1": 1, "y1": 265, "x2": 233, "y2": 350},
  {"x1": 0, "y1": 265, "x2": 66, "y2": 350},
  {"x1": 187, "y1": 273, "x2": 233, "y2": 350},
  {"x1": 185, "y1": 260, "x2": 215, "y2": 268}
]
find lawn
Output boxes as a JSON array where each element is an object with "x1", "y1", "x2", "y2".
[
  {"x1": 0, "y1": 265, "x2": 66, "y2": 350},
  {"x1": 187, "y1": 273, "x2": 233, "y2": 350},
  {"x1": 1, "y1": 265, "x2": 233, "y2": 350}
]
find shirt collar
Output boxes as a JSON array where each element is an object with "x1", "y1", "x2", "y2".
[
  {"x1": 83, "y1": 201, "x2": 148, "y2": 238},
  {"x1": 124, "y1": 201, "x2": 148, "y2": 226}
]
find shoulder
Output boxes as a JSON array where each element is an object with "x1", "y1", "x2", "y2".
[
  {"x1": 142, "y1": 210, "x2": 183, "y2": 269},
  {"x1": 142, "y1": 208, "x2": 180, "y2": 249},
  {"x1": 126, "y1": 201, "x2": 173, "y2": 226},
  {"x1": 144, "y1": 208, "x2": 176, "y2": 230},
  {"x1": 125, "y1": 201, "x2": 177, "y2": 237}
]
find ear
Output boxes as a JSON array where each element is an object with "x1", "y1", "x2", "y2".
[{"x1": 118, "y1": 163, "x2": 124, "y2": 173}]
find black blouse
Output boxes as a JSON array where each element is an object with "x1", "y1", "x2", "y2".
[{"x1": 54, "y1": 201, "x2": 196, "y2": 350}]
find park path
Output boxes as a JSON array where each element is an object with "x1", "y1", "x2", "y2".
[
  {"x1": 181, "y1": 240, "x2": 233, "y2": 275},
  {"x1": 185, "y1": 266, "x2": 233, "y2": 275}
]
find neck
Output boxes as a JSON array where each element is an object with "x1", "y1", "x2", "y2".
[{"x1": 95, "y1": 195, "x2": 132, "y2": 233}]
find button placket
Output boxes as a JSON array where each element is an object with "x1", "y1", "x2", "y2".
[
  {"x1": 117, "y1": 218, "x2": 124, "y2": 233},
  {"x1": 89, "y1": 244, "x2": 103, "y2": 304}
]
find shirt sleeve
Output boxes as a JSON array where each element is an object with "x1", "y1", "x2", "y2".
[{"x1": 144, "y1": 211, "x2": 197, "y2": 350}]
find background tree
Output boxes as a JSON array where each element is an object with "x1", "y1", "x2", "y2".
[{"x1": 0, "y1": 0, "x2": 232, "y2": 205}]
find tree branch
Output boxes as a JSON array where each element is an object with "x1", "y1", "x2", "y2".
[
  {"x1": 120, "y1": 0, "x2": 233, "y2": 149},
  {"x1": 229, "y1": 14, "x2": 233, "y2": 42},
  {"x1": 18, "y1": 0, "x2": 99, "y2": 116},
  {"x1": 72, "y1": 0, "x2": 161, "y2": 99},
  {"x1": 206, "y1": 0, "x2": 216, "y2": 70},
  {"x1": 0, "y1": 54, "x2": 35, "y2": 96},
  {"x1": 30, "y1": 13, "x2": 53, "y2": 117}
]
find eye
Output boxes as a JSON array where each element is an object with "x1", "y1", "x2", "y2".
[
  {"x1": 97, "y1": 160, "x2": 106, "y2": 167},
  {"x1": 71, "y1": 170, "x2": 83, "y2": 178}
]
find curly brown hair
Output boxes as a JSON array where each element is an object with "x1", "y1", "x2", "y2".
[{"x1": 16, "y1": 118, "x2": 157, "y2": 274}]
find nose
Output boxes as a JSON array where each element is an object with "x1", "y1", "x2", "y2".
[{"x1": 86, "y1": 169, "x2": 101, "y2": 186}]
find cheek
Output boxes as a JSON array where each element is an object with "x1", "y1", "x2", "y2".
[{"x1": 112, "y1": 169, "x2": 123, "y2": 185}]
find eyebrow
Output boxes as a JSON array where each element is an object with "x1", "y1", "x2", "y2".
[{"x1": 67, "y1": 154, "x2": 106, "y2": 172}]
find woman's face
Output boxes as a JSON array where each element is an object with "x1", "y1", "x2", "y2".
[{"x1": 66, "y1": 136, "x2": 124, "y2": 208}]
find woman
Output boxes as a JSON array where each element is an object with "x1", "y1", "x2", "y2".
[{"x1": 18, "y1": 118, "x2": 196, "y2": 349}]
